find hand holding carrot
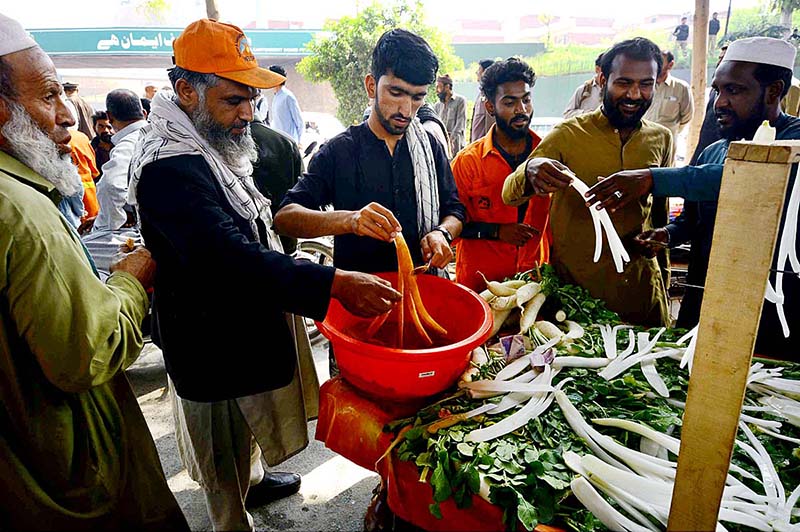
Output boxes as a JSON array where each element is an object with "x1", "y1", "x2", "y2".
[
  {"x1": 349, "y1": 202, "x2": 402, "y2": 242},
  {"x1": 331, "y1": 270, "x2": 401, "y2": 317}
]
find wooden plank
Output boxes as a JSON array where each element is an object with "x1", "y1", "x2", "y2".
[
  {"x1": 727, "y1": 140, "x2": 800, "y2": 163},
  {"x1": 667, "y1": 157, "x2": 792, "y2": 531}
]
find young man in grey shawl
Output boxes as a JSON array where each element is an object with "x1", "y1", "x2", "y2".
[{"x1": 129, "y1": 19, "x2": 402, "y2": 532}]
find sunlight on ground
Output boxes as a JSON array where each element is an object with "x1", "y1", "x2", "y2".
[{"x1": 298, "y1": 455, "x2": 377, "y2": 505}]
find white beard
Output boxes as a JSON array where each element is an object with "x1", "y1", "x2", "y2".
[
  {"x1": 1, "y1": 102, "x2": 82, "y2": 197},
  {"x1": 190, "y1": 96, "x2": 258, "y2": 176}
]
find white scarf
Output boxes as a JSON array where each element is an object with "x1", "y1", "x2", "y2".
[
  {"x1": 128, "y1": 91, "x2": 279, "y2": 249},
  {"x1": 405, "y1": 118, "x2": 440, "y2": 237}
]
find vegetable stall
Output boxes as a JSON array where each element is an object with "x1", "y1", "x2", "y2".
[{"x1": 314, "y1": 140, "x2": 800, "y2": 531}]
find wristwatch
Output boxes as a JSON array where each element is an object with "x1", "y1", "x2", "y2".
[{"x1": 433, "y1": 225, "x2": 453, "y2": 245}]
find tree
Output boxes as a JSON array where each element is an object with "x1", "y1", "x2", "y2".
[
  {"x1": 297, "y1": 0, "x2": 463, "y2": 126},
  {"x1": 538, "y1": 13, "x2": 555, "y2": 47},
  {"x1": 771, "y1": 0, "x2": 800, "y2": 37}
]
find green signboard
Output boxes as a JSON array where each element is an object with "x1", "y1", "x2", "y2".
[{"x1": 29, "y1": 27, "x2": 318, "y2": 56}]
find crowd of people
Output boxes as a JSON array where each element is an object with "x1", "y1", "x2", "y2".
[{"x1": 1, "y1": 8, "x2": 799, "y2": 532}]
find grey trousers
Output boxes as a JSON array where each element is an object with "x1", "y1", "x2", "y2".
[{"x1": 171, "y1": 385, "x2": 266, "y2": 531}]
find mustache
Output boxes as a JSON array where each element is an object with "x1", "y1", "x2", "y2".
[
  {"x1": 715, "y1": 109, "x2": 734, "y2": 118},
  {"x1": 510, "y1": 114, "x2": 531, "y2": 122},
  {"x1": 390, "y1": 113, "x2": 410, "y2": 121}
]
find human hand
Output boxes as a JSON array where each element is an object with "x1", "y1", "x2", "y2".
[
  {"x1": 525, "y1": 157, "x2": 573, "y2": 194},
  {"x1": 420, "y1": 230, "x2": 453, "y2": 269},
  {"x1": 110, "y1": 246, "x2": 156, "y2": 290},
  {"x1": 585, "y1": 169, "x2": 654, "y2": 213},
  {"x1": 631, "y1": 228, "x2": 669, "y2": 259},
  {"x1": 331, "y1": 270, "x2": 402, "y2": 317},
  {"x1": 498, "y1": 223, "x2": 539, "y2": 247},
  {"x1": 349, "y1": 202, "x2": 402, "y2": 242},
  {"x1": 78, "y1": 216, "x2": 96, "y2": 235}
]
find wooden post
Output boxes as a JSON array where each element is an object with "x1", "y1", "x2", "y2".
[
  {"x1": 668, "y1": 140, "x2": 800, "y2": 530},
  {"x1": 687, "y1": 0, "x2": 710, "y2": 161}
]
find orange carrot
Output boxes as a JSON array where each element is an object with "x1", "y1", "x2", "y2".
[
  {"x1": 406, "y1": 288, "x2": 433, "y2": 346},
  {"x1": 365, "y1": 311, "x2": 390, "y2": 338}
]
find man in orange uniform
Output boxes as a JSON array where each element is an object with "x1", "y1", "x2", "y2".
[
  {"x1": 453, "y1": 58, "x2": 550, "y2": 291},
  {"x1": 69, "y1": 129, "x2": 99, "y2": 220}
]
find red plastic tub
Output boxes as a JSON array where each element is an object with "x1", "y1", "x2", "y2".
[{"x1": 316, "y1": 272, "x2": 493, "y2": 401}]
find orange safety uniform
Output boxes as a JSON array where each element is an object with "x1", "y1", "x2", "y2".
[
  {"x1": 452, "y1": 126, "x2": 551, "y2": 292},
  {"x1": 69, "y1": 130, "x2": 99, "y2": 220}
]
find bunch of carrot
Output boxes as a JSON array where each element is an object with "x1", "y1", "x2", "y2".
[{"x1": 365, "y1": 234, "x2": 448, "y2": 349}]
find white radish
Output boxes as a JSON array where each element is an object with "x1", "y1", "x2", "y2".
[
  {"x1": 535, "y1": 320, "x2": 563, "y2": 340},
  {"x1": 564, "y1": 320, "x2": 585, "y2": 339},
  {"x1": 479, "y1": 271, "x2": 517, "y2": 296},
  {"x1": 489, "y1": 308, "x2": 513, "y2": 337},
  {"x1": 555, "y1": 309, "x2": 567, "y2": 322},
  {"x1": 515, "y1": 282, "x2": 542, "y2": 308},
  {"x1": 490, "y1": 294, "x2": 517, "y2": 311},
  {"x1": 471, "y1": 346, "x2": 489, "y2": 366},
  {"x1": 520, "y1": 293, "x2": 546, "y2": 334}
]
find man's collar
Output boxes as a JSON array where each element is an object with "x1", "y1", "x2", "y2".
[
  {"x1": 593, "y1": 107, "x2": 643, "y2": 134},
  {"x1": 111, "y1": 120, "x2": 147, "y2": 145},
  {"x1": 0, "y1": 150, "x2": 61, "y2": 205}
]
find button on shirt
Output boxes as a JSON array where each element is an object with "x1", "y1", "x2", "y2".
[
  {"x1": 280, "y1": 122, "x2": 466, "y2": 273},
  {"x1": 270, "y1": 87, "x2": 304, "y2": 144}
]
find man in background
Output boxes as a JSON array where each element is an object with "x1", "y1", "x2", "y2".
[
  {"x1": 92, "y1": 89, "x2": 147, "y2": 233},
  {"x1": 434, "y1": 73, "x2": 467, "y2": 156},
  {"x1": 268, "y1": 64, "x2": 304, "y2": 144},
  {"x1": 61, "y1": 129, "x2": 98, "y2": 229},
  {"x1": 90, "y1": 110, "x2": 113, "y2": 175},
  {"x1": 708, "y1": 12, "x2": 721, "y2": 51},
  {"x1": 470, "y1": 58, "x2": 495, "y2": 142},
  {"x1": 563, "y1": 53, "x2": 604, "y2": 119},
  {"x1": 673, "y1": 16, "x2": 690, "y2": 58},
  {"x1": 644, "y1": 51, "x2": 693, "y2": 145},
  {"x1": 63, "y1": 81, "x2": 95, "y2": 139},
  {"x1": 251, "y1": 102, "x2": 304, "y2": 254},
  {"x1": 144, "y1": 84, "x2": 158, "y2": 99}
]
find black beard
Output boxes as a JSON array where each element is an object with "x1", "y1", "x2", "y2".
[
  {"x1": 495, "y1": 113, "x2": 531, "y2": 140},
  {"x1": 374, "y1": 92, "x2": 410, "y2": 135},
  {"x1": 602, "y1": 88, "x2": 652, "y2": 129},
  {"x1": 437, "y1": 91, "x2": 447, "y2": 102},
  {"x1": 717, "y1": 98, "x2": 767, "y2": 141},
  {"x1": 99, "y1": 133, "x2": 113, "y2": 143}
]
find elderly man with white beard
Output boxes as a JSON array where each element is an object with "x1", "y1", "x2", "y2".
[
  {"x1": 130, "y1": 19, "x2": 401, "y2": 531},
  {"x1": 0, "y1": 13, "x2": 189, "y2": 531}
]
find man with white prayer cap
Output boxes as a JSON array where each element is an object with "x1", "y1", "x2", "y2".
[
  {"x1": 586, "y1": 36, "x2": 800, "y2": 358},
  {"x1": 0, "y1": 13, "x2": 189, "y2": 530}
]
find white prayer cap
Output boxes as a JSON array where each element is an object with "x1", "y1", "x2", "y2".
[
  {"x1": 722, "y1": 37, "x2": 796, "y2": 70},
  {"x1": 0, "y1": 13, "x2": 37, "y2": 57}
]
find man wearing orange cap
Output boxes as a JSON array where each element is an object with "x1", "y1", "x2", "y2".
[{"x1": 129, "y1": 19, "x2": 401, "y2": 531}]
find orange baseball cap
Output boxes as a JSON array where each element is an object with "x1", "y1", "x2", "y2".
[{"x1": 173, "y1": 19, "x2": 285, "y2": 89}]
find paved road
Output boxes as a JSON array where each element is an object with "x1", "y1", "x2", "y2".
[{"x1": 127, "y1": 336, "x2": 377, "y2": 531}]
